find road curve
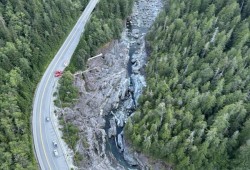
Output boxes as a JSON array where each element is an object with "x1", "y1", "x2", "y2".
[{"x1": 32, "y1": 0, "x2": 99, "y2": 169}]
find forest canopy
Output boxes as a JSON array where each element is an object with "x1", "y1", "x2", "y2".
[
  {"x1": 68, "y1": 0, "x2": 134, "y2": 72},
  {"x1": 58, "y1": 0, "x2": 134, "y2": 165},
  {"x1": 0, "y1": 0, "x2": 134, "y2": 168},
  {"x1": 0, "y1": 0, "x2": 88, "y2": 168},
  {"x1": 125, "y1": 0, "x2": 250, "y2": 169}
]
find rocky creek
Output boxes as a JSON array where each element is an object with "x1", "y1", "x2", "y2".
[
  {"x1": 105, "y1": 0, "x2": 163, "y2": 168},
  {"x1": 62, "y1": 0, "x2": 164, "y2": 169}
]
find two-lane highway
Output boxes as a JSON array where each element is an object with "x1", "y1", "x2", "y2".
[{"x1": 32, "y1": 0, "x2": 99, "y2": 169}]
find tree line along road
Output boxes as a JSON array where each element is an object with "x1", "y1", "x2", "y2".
[{"x1": 32, "y1": 0, "x2": 99, "y2": 169}]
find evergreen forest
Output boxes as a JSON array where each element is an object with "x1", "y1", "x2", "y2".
[
  {"x1": 0, "y1": 0, "x2": 88, "y2": 169},
  {"x1": 68, "y1": 0, "x2": 134, "y2": 72},
  {"x1": 125, "y1": 0, "x2": 250, "y2": 169},
  {"x1": 0, "y1": 0, "x2": 134, "y2": 168},
  {"x1": 57, "y1": 0, "x2": 134, "y2": 165}
]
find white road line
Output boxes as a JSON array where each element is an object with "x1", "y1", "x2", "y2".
[
  {"x1": 38, "y1": 1, "x2": 99, "y2": 169},
  {"x1": 39, "y1": 18, "x2": 83, "y2": 170},
  {"x1": 34, "y1": 0, "x2": 99, "y2": 169}
]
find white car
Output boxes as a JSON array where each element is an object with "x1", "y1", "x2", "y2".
[
  {"x1": 46, "y1": 117, "x2": 50, "y2": 122},
  {"x1": 53, "y1": 141, "x2": 58, "y2": 148},
  {"x1": 53, "y1": 149, "x2": 58, "y2": 157},
  {"x1": 64, "y1": 61, "x2": 68, "y2": 67}
]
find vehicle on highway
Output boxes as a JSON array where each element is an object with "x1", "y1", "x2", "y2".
[
  {"x1": 32, "y1": 0, "x2": 99, "y2": 168},
  {"x1": 54, "y1": 70, "x2": 63, "y2": 77},
  {"x1": 64, "y1": 61, "x2": 68, "y2": 67},
  {"x1": 46, "y1": 117, "x2": 50, "y2": 121},
  {"x1": 53, "y1": 149, "x2": 59, "y2": 157},
  {"x1": 53, "y1": 141, "x2": 58, "y2": 148}
]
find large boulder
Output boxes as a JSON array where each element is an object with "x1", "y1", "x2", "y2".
[
  {"x1": 123, "y1": 95, "x2": 134, "y2": 110},
  {"x1": 123, "y1": 150, "x2": 138, "y2": 166},
  {"x1": 131, "y1": 74, "x2": 146, "y2": 106},
  {"x1": 119, "y1": 78, "x2": 130, "y2": 100},
  {"x1": 108, "y1": 118, "x2": 117, "y2": 138},
  {"x1": 115, "y1": 111, "x2": 126, "y2": 127},
  {"x1": 117, "y1": 132, "x2": 124, "y2": 152}
]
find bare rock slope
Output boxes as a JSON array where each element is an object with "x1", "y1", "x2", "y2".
[
  {"x1": 64, "y1": 40, "x2": 130, "y2": 170},
  {"x1": 60, "y1": 0, "x2": 170, "y2": 169}
]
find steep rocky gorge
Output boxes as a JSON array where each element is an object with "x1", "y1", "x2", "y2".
[{"x1": 60, "y1": 0, "x2": 168, "y2": 169}]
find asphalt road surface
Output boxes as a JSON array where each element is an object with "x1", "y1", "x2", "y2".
[{"x1": 32, "y1": 0, "x2": 99, "y2": 169}]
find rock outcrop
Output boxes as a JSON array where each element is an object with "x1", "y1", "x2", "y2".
[
  {"x1": 63, "y1": 39, "x2": 130, "y2": 170},
  {"x1": 60, "y1": 0, "x2": 169, "y2": 169},
  {"x1": 117, "y1": 132, "x2": 124, "y2": 152},
  {"x1": 108, "y1": 118, "x2": 117, "y2": 138}
]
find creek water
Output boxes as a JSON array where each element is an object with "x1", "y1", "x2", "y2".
[{"x1": 104, "y1": 0, "x2": 163, "y2": 169}]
